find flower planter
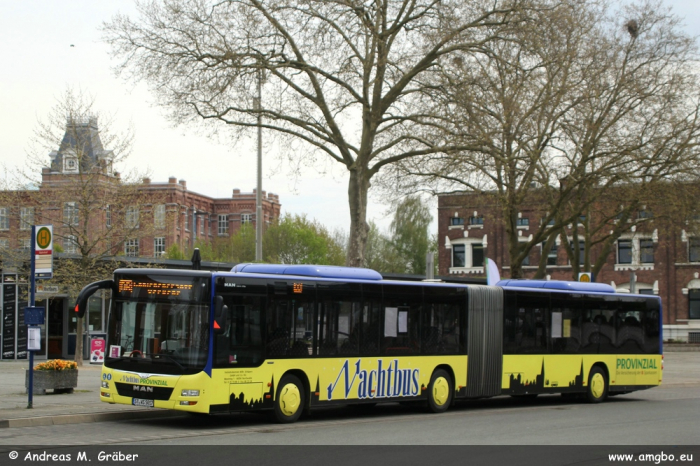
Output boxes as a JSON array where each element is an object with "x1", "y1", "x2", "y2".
[{"x1": 25, "y1": 369, "x2": 78, "y2": 395}]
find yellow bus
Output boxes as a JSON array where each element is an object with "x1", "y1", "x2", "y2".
[{"x1": 75, "y1": 264, "x2": 662, "y2": 423}]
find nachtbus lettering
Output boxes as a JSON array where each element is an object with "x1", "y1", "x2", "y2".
[
  {"x1": 327, "y1": 359, "x2": 420, "y2": 401},
  {"x1": 120, "y1": 375, "x2": 168, "y2": 386},
  {"x1": 616, "y1": 358, "x2": 658, "y2": 370}
]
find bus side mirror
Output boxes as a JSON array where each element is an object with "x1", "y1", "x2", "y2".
[
  {"x1": 213, "y1": 295, "x2": 229, "y2": 334},
  {"x1": 74, "y1": 279, "x2": 115, "y2": 319}
]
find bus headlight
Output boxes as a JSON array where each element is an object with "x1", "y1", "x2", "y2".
[
  {"x1": 181, "y1": 389, "x2": 200, "y2": 397},
  {"x1": 101, "y1": 381, "x2": 109, "y2": 389}
]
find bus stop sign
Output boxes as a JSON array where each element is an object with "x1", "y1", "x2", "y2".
[{"x1": 24, "y1": 306, "x2": 45, "y2": 326}]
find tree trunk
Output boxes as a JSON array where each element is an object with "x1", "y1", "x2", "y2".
[{"x1": 346, "y1": 167, "x2": 371, "y2": 268}]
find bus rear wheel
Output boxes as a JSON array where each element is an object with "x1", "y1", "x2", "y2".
[
  {"x1": 427, "y1": 369, "x2": 453, "y2": 413},
  {"x1": 586, "y1": 366, "x2": 608, "y2": 403},
  {"x1": 273, "y1": 375, "x2": 305, "y2": 423}
]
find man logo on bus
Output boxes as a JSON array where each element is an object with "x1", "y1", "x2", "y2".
[{"x1": 327, "y1": 359, "x2": 420, "y2": 401}]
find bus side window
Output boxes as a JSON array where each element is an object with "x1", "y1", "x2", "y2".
[{"x1": 359, "y1": 301, "x2": 381, "y2": 355}]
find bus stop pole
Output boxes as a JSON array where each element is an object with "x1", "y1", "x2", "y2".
[{"x1": 28, "y1": 226, "x2": 36, "y2": 409}]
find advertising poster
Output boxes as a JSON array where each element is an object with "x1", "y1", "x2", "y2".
[{"x1": 90, "y1": 338, "x2": 106, "y2": 364}]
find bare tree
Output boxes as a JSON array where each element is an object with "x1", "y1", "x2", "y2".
[
  {"x1": 102, "y1": 0, "x2": 530, "y2": 267},
  {"x1": 382, "y1": 0, "x2": 593, "y2": 277},
  {"x1": 551, "y1": 0, "x2": 700, "y2": 279}
]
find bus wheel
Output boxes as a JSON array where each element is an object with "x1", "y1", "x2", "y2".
[
  {"x1": 586, "y1": 367, "x2": 608, "y2": 403},
  {"x1": 427, "y1": 369, "x2": 453, "y2": 413},
  {"x1": 273, "y1": 375, "x2": 305, "y2": 423}
]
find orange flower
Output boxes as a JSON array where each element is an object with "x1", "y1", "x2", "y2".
[{"x1": 34, "y1": 359, "x2": 78, "y2": 371}]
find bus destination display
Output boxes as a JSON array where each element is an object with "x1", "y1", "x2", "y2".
[{"x1": 117, "y1": 277, "x2": 195, "y2": 300}]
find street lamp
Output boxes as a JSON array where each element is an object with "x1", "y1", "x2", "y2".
[{"x1": 255, "y1": 66, "x2": 264, "y2": 262}]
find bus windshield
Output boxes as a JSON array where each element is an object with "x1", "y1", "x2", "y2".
[{"x1": 105, "y1": 272, "x2": 211, "y2": 375}]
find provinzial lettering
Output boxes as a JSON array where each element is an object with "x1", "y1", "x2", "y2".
[{"x1": 616, "y1": 358, "x2": 658, "y2": 370}]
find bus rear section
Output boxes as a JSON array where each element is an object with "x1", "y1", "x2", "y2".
[{"x1": 497, "y1": 280, "x2": 663, "y2": 403}]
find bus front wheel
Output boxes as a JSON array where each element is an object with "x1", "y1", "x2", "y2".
[
  {"x1": 273, "y1": 374, "x2": 305, "y2": 423},
  {"x1": 427, "y1": 369, "x2": 453, "y2": 413},
  {"x1": 586, "y1": 366, "x2": 608, "y2": 403}
]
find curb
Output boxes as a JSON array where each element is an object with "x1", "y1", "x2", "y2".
[{"x1": 0, "y1": 409, "x2": 185, "y2": 429}]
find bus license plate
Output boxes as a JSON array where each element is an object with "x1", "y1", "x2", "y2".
[{"x1": 132, "y1": 398, "x2": 154, "y2": 408}]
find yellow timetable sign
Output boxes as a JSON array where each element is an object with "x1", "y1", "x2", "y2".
[{"x1": 34, "y1": 225, "x2": 53, "y2": 279}]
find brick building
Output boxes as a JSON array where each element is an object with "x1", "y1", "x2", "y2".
[
  {"x1": 0, "y1": 117, "x2": 281, "y2": 258},
  {"x1": 438, "y1": 191, "x2": 700, "y2": 341}
]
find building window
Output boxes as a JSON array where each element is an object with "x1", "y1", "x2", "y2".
[
  {"x1": 617, "y1": 237, "x2": 654, "y2": 266},
  {"x1": 106, "y1": 205, "x2": 112, "y2": 229},
  {"x1": 0, "y1": 238, "x2": 8, "y2": 250},
  {"x1": 542, "y1": 242, "x2": 558, "y2": 266},
  {"x1": 154, "y1": 237, "x2": 165, "y2": 257},
  {"x1": 241, "y1": 213, "x2": 252, "y2": 224},
  {"x1": 20, "y1": 207, "x2": 34, "y2": 230},
  {"x1": 640, "y1": 239, "x2": 654, "y2": 264},
  {"x1": 126, "y1": 206, "x2": 139, "y2": 229},
  {"x1": 689, "y1": 238, "x2": 700, "y2": 263},
  {"x1": 468, "y1": 216, "x2": 484, "y2": 226},
  {"x1": 0, "y1": 207, "x2": 8, "y2": 230},
  {"x1": 63, "y1": 202, "x2": 79, "y2": 226},
  {"x1": 689, "y1": 289, "x2": 700, "y2": 319},
  {"x1": 450, "y1": 217, "x2": 464, "y2": 226},
  {"x1": 154, "y1": 204, "x2": 166, "y2": 229},
  {"x1": 618, "y1": 239, "x2": 633, "y2": 264},
  {"x1": 64, "y1": 235, "x2": 78, "y2": 254},
  {"x1": 638, "y1": 209, "x2": 653, "y2": 219},
  {"x1": 570, "y1": 240, "x2": 585, "y2": 265},
  {"x1": 124, "y1": 239, "x2": 139, "y2": 257},
  {"x1": 453, "y1": 244, "x2": 465, "y2": 268},
  {"x1": 185, "y1": 208, "x2": 191, "y2": 231},
  {"x1": 64, "y1": 157, "x2": 78, "y2": 172},
  {"x1": 472, "y1": 243, "x2": 484, "y2": 267},
  {"x1": 218, "y1": 215, "x2": 228, "y2": 235},
  {"x1": 451, "y1": 242, "x2": 483, "y2": 268},
  {"x1": 200, "y1": 215, "x2": 205, "y2": 235},
  {"x1": 21, "y1": 238, "x2": 31, "y2": 250},
  {"x1": 516, "y1": 217, "x2": 529, "y2": 228}
]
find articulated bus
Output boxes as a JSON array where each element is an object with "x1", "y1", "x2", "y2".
[{"x1": 75, "y1": 264, "x2": 662, "y2": 423}]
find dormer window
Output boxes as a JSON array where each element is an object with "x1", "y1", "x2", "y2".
[{"x1": 63, "y1": 156, "x2": 78, "y2": 173}]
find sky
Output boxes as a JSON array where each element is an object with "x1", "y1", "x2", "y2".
[{"x1": 1, "y1": 0, "x2": 700, "y2": 236}]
